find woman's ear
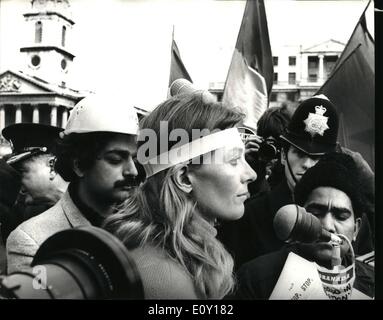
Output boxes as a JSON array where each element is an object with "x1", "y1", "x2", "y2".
[
  {"x1": 73, "y1": 159, "x2": 85, "y2": 178},
  {"x1": 172, "y1": 164, "x2": 193, "y2": 194}
]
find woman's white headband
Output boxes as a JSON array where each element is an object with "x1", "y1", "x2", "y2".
[{"x1": 142, "y1": 127, "x2": 243, "y2": 178}]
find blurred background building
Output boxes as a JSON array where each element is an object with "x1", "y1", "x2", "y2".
[
  {"x1": 208, "y1": 39, "x2": 345, "y2": 108},
  {"x1": 0, "y1": 0, "x2": 85, "y2": 156}
]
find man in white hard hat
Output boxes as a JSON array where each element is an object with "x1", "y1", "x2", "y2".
[{"x1": 6, "y1": 94, "x2": 140, "y2": 273}]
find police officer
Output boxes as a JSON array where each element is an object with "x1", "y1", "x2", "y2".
[
  {"x1": 0, "y1": 159, "x2": 21, "y2": 274},
  {"x1": 6, "y1": 94, "x2": 140, "y2": 273},
  {"x1": 2, "y1": 124, "x2": 68, "y2": 227}
]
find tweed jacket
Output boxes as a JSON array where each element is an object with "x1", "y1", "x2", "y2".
[{"x1": 6, "y1": 190, "x2": 91, "y2": 274}]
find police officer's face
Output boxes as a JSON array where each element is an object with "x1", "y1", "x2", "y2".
[
  {"x1": 298, "y1": 187, "x2": 361, "y2": 266},
  {"x1": 19, "y1": 155, "x2": 62, "y2": 204},
  {"x1": 282, "y1": 146, "x2": 320, "y2": 190},
  {"x1": 79, "y1": 134, "x2": 138, "y2": 205}
]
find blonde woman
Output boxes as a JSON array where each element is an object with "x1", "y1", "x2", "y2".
[{"x1": 104, "y1": 93, "x2": 256, "y2": 299}]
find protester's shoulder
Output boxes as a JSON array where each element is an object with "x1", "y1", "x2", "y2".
[
  {"x1": 131, "y1": 245, "x2": 186, "y2": 275},
  {"x1": 130, "y1": 245, "x2": 199, "y2": 299},
  {"x1": 20, "y1": 199, "x2": 63, "y2": 228},
  {"x1": 7, "y1": 200, "x2": 64, "y2": 244}
]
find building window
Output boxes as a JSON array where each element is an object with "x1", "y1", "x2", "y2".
[
  {"x1": 308, "y1": 56, "x2": 319, "y2": 69},
  {"x1": 273, "y1": 56, "x2": 278, "y2": 66},
  {"x1": 288, "y1": 72, "x2": 296, "y2": 84},
  {"x1": 289, "y1": 56, "x2": 296, "y2": 66},
  {"x1": 61, "y1": 59, "x2": 67, "y2": 70},
  {"x1": 287, "y1": 92, "x2": 296, "y2": 102},
  {"x1": 308, "y1": 74, "x2": 318, "y2": 82},
  {"x1": 62, "y1": 26, "x2": 66, "y2": 47},
  {"x1": 324, "y1": 55, "x2": 338, "y2": 79},
  {"x1": 273, "y1": 73, "x2": 278, "y2": 84},
  {"x1": 31, "y1": 55, "x2": 41, "y2": 67},
  {"x1": 308, "y1": 56, "x2": 319, "y2": 82},
  {"x1": 270, "y1": 93, "x2": 277, "y2": 102},
  {"x1": 35, "y1": 21, "x2": 42, "y2": 43}
]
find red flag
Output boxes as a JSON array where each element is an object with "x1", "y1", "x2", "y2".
[
  {"x1": 317, "y1": 3, "x2": 374, "y2": 170},
  {"x1": 222, "y1": 0, "x2": 273, "y2": 129},
  {"x1": 169, "y1": 38, "x2": 192, "y2": 87}
]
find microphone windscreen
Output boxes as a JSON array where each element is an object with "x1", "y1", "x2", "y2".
[
  {"x1": 273, "y1": 204, "x2": 299, "y2": 241},
  {"x1": 169, "y1": 79, "x2": 197, "y2": 97}
]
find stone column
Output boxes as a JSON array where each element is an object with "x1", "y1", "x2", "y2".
[
  {"x1": 32, "y1": 105, "x2": 40, "y2": 123},
  {"x1": 318, "y1": 54, "x2": 324, "y2": 83},
  {"x1": 50, "y1": 105, "x2": 57, "y2": 126},
  {"x1": 0, "y1": 106, "x2": 5, "y2": 131},
  {"x1": 61, "y1": 108, "x2": 68, "y2": 128},
  {"x1": 301, "y1": 53, "x2": 308, "y2": 85},
  {"x1": 15, "y1": 105, "x2": 22, "y2": 123}
]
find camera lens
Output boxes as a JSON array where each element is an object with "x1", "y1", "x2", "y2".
[{"x1": 1, "y1": 227, "x2": 144, "y2": 299}]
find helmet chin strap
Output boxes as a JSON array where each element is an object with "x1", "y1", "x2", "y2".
[
  {"x1": 285, "y1": 156, "x2": 298, "y2": 202},
  {"x1": 285, "y1": 153, "x2": 298, "y2": 186}
]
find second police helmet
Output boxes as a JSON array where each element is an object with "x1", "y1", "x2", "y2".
[{"x1": 280, "y1": 94, "x2": 339, "y2": 156}]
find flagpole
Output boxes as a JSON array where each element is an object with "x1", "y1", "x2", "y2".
[
  {"x1": 168, "y1": 25, "x2": 175, "y2": 87},
  {"x1": 344, "y1": 0, "x2": 373, "y2": 46},
  {"x1": 360, "y1": 0, "x2": 371, "y2": 20},
  {"x1": 172, "y1": 24, "x2": 174, "y2": 41}
]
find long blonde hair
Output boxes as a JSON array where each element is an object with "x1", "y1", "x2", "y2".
[{"x1": 104, "y1": 93, "x2": 245, "y2": 298}]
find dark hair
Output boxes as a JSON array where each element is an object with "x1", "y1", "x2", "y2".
[
  {"x1": 294, "y1": 152, "x2": 364, "y2": 218},
  {"x1": 54, "y1": 132, "x2": 122, "y2": 182},
  {"x1": 257, "y1": 105, "x2": 291, "y2": 140}
]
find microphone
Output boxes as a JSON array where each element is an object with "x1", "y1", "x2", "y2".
[
  {"x1": 273, "y1": 204, "x2": 342, "y2": 244},
  {"x1": 169, "y1": 79, "x2": 217, "y2": 102},
  {"x1": 169, "y1": 79, "x2": 197, "y2": 97}
]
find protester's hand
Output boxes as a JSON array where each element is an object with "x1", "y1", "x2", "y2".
[
  {"x1": 244, "y1": 134, "x2": 263, "y2": 167},
  {"x1": 244, "y1": 134, "x2": 263, "y2": 156}
]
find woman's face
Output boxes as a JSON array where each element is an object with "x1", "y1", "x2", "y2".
[{"x1": 187, "y1": 145, "x2": 257, "y2": 223}]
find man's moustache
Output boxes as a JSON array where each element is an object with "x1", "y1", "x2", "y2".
[{"x1": 114, "y1": 178, "x2": 138, "y2": 188}]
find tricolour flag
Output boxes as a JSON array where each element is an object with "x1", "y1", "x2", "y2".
[{"x1": 222, "y1": 0, "x2": 273, "y2": 129}]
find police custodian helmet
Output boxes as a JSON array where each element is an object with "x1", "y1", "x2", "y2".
[{"x1": 280, "y1": 94, "x2": 339, "y2": 156}]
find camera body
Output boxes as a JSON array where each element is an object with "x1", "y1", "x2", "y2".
[
  {"x1": 258, "y1": 137, "x2": 280, "y2": 162},
  {"x1": 238, "y1": 126, "x2": 280, "y2": 162}
]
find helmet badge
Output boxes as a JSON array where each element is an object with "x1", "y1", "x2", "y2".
[{"x1": 303, "y1": 105, "x2": 329, "y2": 137}]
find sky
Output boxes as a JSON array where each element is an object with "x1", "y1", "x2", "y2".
[{"x1": 0, "y1": 0, "x2": 374, "y2": 111}]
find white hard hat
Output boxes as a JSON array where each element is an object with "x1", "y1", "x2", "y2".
[{"x1": 61, "y1": 93, "x2": 139, "y2": 137}]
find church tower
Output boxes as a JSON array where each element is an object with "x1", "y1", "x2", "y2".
[{"x1": 20, "y1": 0, "x2": 75, "y2": 87}]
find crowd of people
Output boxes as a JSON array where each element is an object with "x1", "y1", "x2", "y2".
[{"x1": 0, "y1": 89, "x2": 375, "y2": 299}]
